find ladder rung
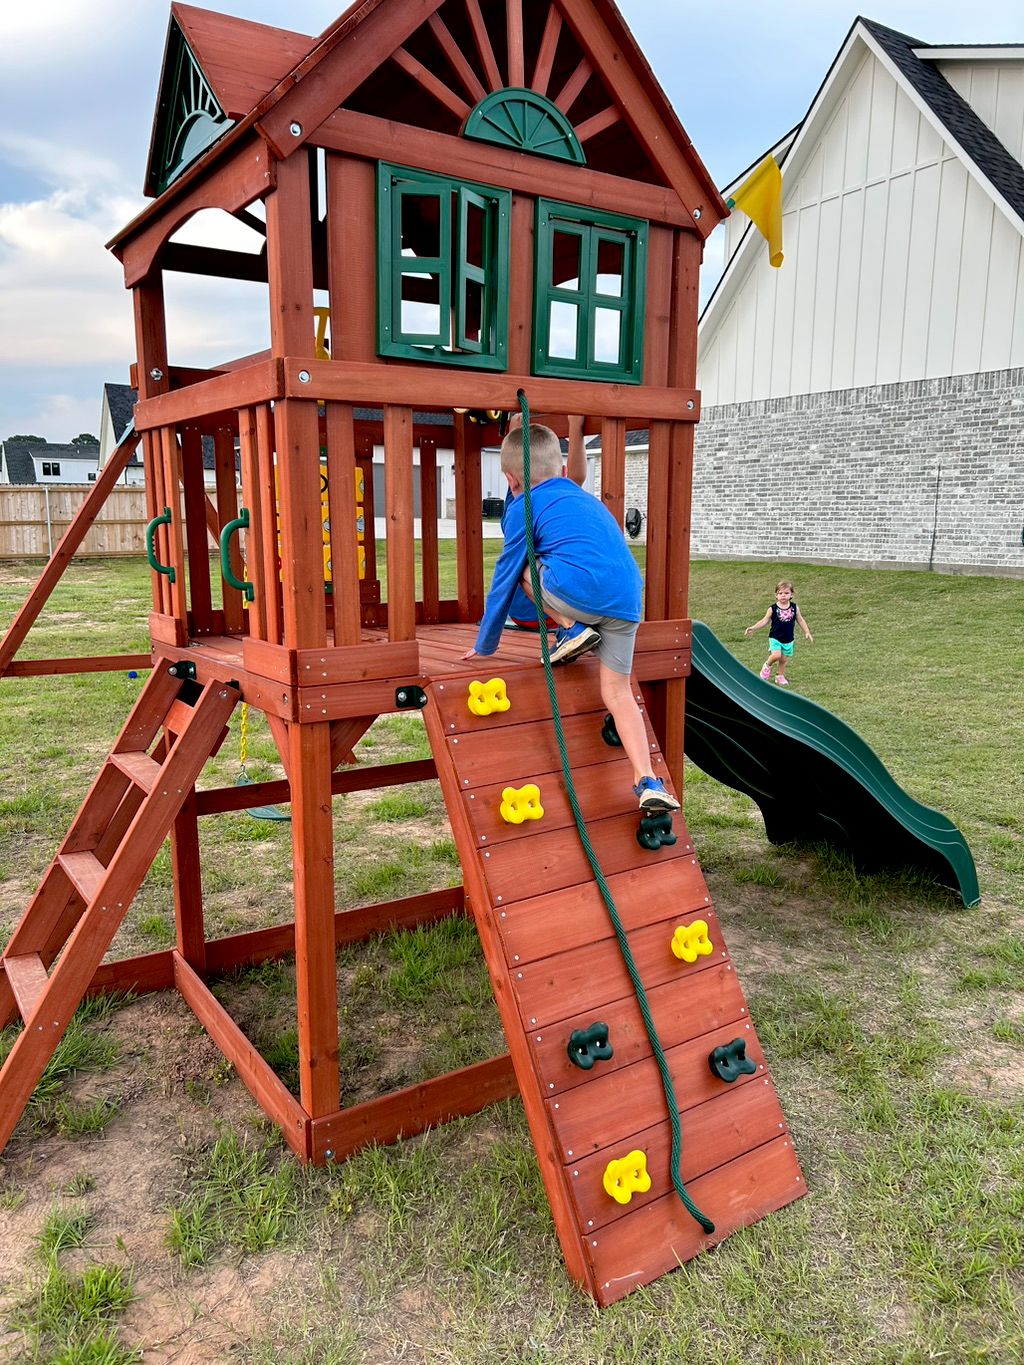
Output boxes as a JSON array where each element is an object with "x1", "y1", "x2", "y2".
[
  {"x1": 58, "y1": 851, "x2": 106, "y2": 904},
  {"x1": 164, "y1": 699, "x2": 196, "y2": 735},
  {"x1": 3, "y1": 953, "x2": 49, "y2": 1021},
  {"x1": 109, "y1": 751, "x2": 162, "y2": 792}
]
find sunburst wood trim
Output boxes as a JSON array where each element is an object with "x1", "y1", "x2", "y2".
[
  {"x1": 553, "y1": 57, "x2": 592, "y2": 114},
  {"x1": 464, "y1": 0, "x2": 503, "y2": 92},
  {"x1": 531, "y1": 7, "x2": 562, "y2": 96},
  {"x1": 427, "y1": 12, "x2": 486, "y2": 104},
  {"x1": 393, "y1": 46, "x2": 472, "y2": 120},
  {"x1": 575, "y1": 105, "x2": 620, "y2": 143},
  {"x1": 506, "y1": 0, "x2": 524, "y2": 86}
]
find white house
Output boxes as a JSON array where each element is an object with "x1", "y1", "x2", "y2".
[
  {"x1": 0, "y1": 441, "x2": 100, "y2": 486},
  {"x1": 689, "y1": 17, "x2": 1024, "y2": 575}
]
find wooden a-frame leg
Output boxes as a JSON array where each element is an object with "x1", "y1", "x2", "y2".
[
  {"x1": 289, "y1": 721, "x2": 340, "y2": 1117},
  {"x1": 171, "y1": 792, "x2": 206, "y2": 974}
]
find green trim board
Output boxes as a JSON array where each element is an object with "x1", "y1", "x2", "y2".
[
  {"x1": 533, "y1": 200, "x2": 646, "y2": 383},
  {"x1": 376, "y1": 163, "x2": 510, "y2": 370},
  {"x1": 148, "y1": 20, "x2": 235, "y2": 197},
  {"x1": 463, "y1": 88, "x2": 586, "y2": 165},
  {"x1": 684, "y1": 622, "x2": 980, "y2": 907}
]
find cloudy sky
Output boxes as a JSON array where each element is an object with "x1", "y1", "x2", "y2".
[{"x1": 0, "y1": 0, "x2": 1021, "y2": 442}]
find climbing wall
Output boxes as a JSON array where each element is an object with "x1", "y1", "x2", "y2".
[{"x1": 424, "y1": 658, "x2": 805, "y2": 1306}]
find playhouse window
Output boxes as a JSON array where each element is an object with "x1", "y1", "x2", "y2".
[
  {"x1": 377, "y1": 164, "x2": 510, "y2": 369},
  {"x1": 533, "y1": 202, "x2": 647, "y2": 383}
]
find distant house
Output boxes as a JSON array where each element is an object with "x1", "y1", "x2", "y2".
[
  {"x1": 691, "y1": 17, "x2": 1024, "y2": 575},
  {"x1": 0, "y1": 441, "x2": 100, "y2": 486},
  {"x1": 98, "y1": 383, "x2": 146, "y2": 486}
]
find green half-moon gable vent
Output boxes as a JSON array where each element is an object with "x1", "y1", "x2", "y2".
[
  {"x1": 149, "y1": 21, "x2": 235, "y2": 196},
  {"x1": 463, "y1": 88, "x2": 585, "y2": 166}
]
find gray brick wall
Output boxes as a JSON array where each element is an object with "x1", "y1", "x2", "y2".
[{"x1": 600, "y1": 367, "x2": 1024, "y2": 576}]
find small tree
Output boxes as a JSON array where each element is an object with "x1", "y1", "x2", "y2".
[{"x1": 71, "y1": 433, "x2": 99, "y2": 445}]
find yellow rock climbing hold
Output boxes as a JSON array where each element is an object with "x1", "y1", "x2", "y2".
[
  {"x1": 499, "y1": 784, "x2": 544, "y2": 825},
  {"x1": 467, "y1": 677, "x2": 511, "y2": 716},
  {"x1": 602, "y1": 1150, "x2": 652, "y2": 1205},
  {"x1": 671, "y1": 919, "x2": 714, "y2": 963}
]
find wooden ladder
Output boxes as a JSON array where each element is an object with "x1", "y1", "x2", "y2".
[{"x1": 0, "y1": 664, "x2": 239, "y2": 1153}]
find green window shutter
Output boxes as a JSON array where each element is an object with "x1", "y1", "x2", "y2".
[
  {"x1": 533, "y1": 201, "x2": 647, "y2": 384},
  {"x1": 377, "y1": 164, "x2": 510, "y2": 370}
]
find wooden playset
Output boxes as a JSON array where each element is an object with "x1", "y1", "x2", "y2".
[{"x1": 0, "y1": 0, "x2": 804, "y2": 1304}]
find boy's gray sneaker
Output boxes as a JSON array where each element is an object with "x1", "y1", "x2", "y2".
[{"x1": 549, "y1": 623, "x2": 600, "y2": 665}]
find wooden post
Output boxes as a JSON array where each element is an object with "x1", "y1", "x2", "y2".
[
  {"x1": 325, "y1": 403, "x2": 362, "y2": 646},
  {"x1": 179, "y1": 426, "x2": 214, "y2": 635},
  {"x1": 453, "y1": 415, "x2": 484, "y2": 624},
  {"x1": 419, "y1": 437, "x2": 440, "y2": 623},
  {"x1": 132, "y1": 278, "x2": 171, "y2": 618},
  {"x1": 214, "y1": 425, "x2": 244, "y2": 634},
  {"x1": 171, "y1": 793, "x2": 206, "y2": 974},
  {"x1": 383, "y1": 405, "x2": 416, "y2": 642},
  {"x1": 238, "y1": 408, "x2": 269, "y2": 642},
  {"x1": 600, "y1": 418, "x2": 626, "y2": 529}
]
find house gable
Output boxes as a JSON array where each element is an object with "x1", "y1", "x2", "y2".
[{"x1": 699, "y1": 19, "x2": 1024, "y2": 406}]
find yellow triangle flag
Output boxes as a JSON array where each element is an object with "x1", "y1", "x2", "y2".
[{"x1": 727, "y1": 156, "x2": 784, "y2": 267}]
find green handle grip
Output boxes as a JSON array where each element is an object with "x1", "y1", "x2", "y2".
[
  {"x1": 220, "y1": 507, "x2": 254, "y2": 603},
  {"x1": 145, "y1": 508, "x2": 176, "y2": 583}
]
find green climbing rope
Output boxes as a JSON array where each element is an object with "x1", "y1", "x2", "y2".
[{"x1": 517, "y1": 391, "x2": 714, "y2": 1235}]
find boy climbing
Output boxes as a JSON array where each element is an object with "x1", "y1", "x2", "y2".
[
  {"x1": 745, "y1": 580, "x2": 813, "y2": 686},
  {"x1": 462, "y1": 422, "x2": 679, "y2": 814}
]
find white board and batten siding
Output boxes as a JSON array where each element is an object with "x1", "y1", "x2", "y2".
[{"x1": 699, "y1": 48, "x2": 1024, "y2": 407}]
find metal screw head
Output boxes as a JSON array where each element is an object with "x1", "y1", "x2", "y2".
[
  {"x1": 290, "y1": 122, "x2": 303, "y2": 137},
  {"x1": 397, "y1": 690, "x2": 407, "y2": 702},
  {"x1": 693, "y1": 207, "x2": 702, "y2": 220},
  {"x1": 298, "y1": 370, "x2": 311, "y2": 384},
  {"x1": 687, "y1": 399, "x2": 695, "y2": 410},
  {"x1": 149, "y1": 368, "x2": 164, "y2": 381}
]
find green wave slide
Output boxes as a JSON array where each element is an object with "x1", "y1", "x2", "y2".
[{"x1": 684, "y1": 622, "x2": 980, "y2": 907}]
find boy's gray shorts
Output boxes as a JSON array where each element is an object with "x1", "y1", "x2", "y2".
[{"x1": 541, "y1": 584, "x2": 638, "y2": 675}]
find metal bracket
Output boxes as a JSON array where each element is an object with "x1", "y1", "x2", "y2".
[
  {"x1": 168, "y1": 662, "x2": 197, "y2": 681},
  {"x1": 395, "y1": 686, "x2": 428, "y2": 710}
]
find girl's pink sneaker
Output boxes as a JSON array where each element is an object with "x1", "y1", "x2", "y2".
[
  {"x1": 759, "y1": 665, "x2": 772, "y2": 680},
  {"x1": 775, "y1": 676, "x2": 790, "y2": 686}
]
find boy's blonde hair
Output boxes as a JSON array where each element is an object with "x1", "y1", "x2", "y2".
[{"x1": 501, "y1": 424, "x2": 563, "y2": 484}]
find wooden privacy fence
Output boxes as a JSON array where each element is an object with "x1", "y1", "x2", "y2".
[{"x1": 0, "y1": 486, "x2": 148, "y2": 558}]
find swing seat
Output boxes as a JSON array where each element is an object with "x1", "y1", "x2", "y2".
[{"x1": 234, "y1": 772, "x2": 291, "y2": 822}]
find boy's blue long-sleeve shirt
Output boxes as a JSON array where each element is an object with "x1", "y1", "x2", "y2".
[{"x1": 474, "y1": 478, "x2": 642, "y2": 656}]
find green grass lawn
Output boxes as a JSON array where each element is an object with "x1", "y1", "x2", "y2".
[{"x1": 0, "y1": 552, "x2": 1022, "y2": 1363}]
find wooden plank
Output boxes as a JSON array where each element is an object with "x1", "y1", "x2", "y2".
[
  {"x1": 575, "y1": 106, "x2": 620, "y2": 144},
  {"x1": 508, "y1": 193, "x2": 534, "y2": 374},
  {"x1": 530, "y1": 960, "x2": 747, "y2": 1098},
  {"x1": 267, "y1": 151, "x2": 314, "y2": 358},
  {"x1": 288, "y1": 721, "x2": 340, "y2": 1118},
  {"x1": 179, "y1": 425, "x2": 214, "y2": 633},
  {"x1": 3, "y1": 655, "x2": 152, "y2": 678},
  {"x1": 193, "y1": 756, "x2": 437, "y2": 816},
  {"x1": 244, "y1": 637, "x2": 419, "y2": 685},
  {"x1": 453, "y1": 415, "x2": 484, "y2": 624},
  {"x1": 382, "y1": 405, "x2": 416, "y2": 642},
  {"x1": 326, "y1": 155, "x2": 376, "y2": 364},
  {"x1": 171, "y1": 792, "x2": 206, "y2": 973},
  {"x1": 427, "y1": 13, "x2": 486, "y2": 104},
  {"x1": 213, "y1": 426, "x2": 244, "y2": 633},
  {"x1": 255, "y1": 405, "x2": 284, "y2": 646},
  {"x1": 432, "y1": 662, "x2": 607, "y2": 734},
  {"x1": 0, "y1": 429, "x2": 141, "y2": 677},
  {"x1": 464, "y1": 0, "x2": 503, "y2": 91},
  {"x1": 512, "y1": 907, "x2": 726, "y2": 1030},
  {"x1": 56, "y1": 851, "x2": 106, "y2": 904},
  {"x1": 324, "y1": 403, "x2": 362, "y2": 645},
  {"x1": 569, "y1": 1081, "x2": 790, "y2": 1235},
  {"x1": 174, "y1": 954, "x2": 309, "y2": 1159},
  {"x1": 419, "y1": 437, "x2": 440, "y2": 624},
  {"x1": 392, "y1": 47, "x2": 471, "y2": 120},
  {"x1": 283, "y1": 359, "x2": 699, "y2": 422},
  {"x1": 108, "y1": 752, "x2": 161, "y2": 791},
  {"x1": 238, "y1": 407, "x2": 268, "y2": 640},
  {"x1": 313, "y1": 109, "x2": 695, "y2": 229},
  {"x1": 499, "y1": 856, "x2": 708, "y2": 969},
  {"x1": 586, "y1": 1136, "x2": 804, "y2": 1306},
  {"x1": 644, "y1": 228, "x2": 674, "y2": 388},
  {"x1": 599, "y1": 418, "x2": 625, "y2": 528},
  {"x1": 643, "y1": 421, "x2": 670, "y2": 621},
  {"x1": 2, "y1": 954, "x2": 49, "y2": 1022},
  {"x1": 553, "y1": 57, "x2": 592, "y2": 115},
  {"x1": 309, "y1": 1054, "x2": 518, "y2": 1163},
  {"x1": 506, "y1": 0, "x2": 524, "y2": 86},
  {"x1": 549, "y1": 1017, "x2": 765, "y2": 1163},
  {"x1": 276, "y1": 400, "x2": 328, "y2": 649},
  {"x1": 133, "y1": 360, "x2": 282, "y2": 431},
  {"x1": 531, "y1": 7, "x2": 562, "y2": 95},
  {"x1": 161, "y1": 427, "x2": 189, "y2": 628},
  {"x1": 422, "y1": 699, "x2": 597, "y2": 1296}
]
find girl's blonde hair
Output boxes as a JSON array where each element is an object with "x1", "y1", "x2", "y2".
[
  {"x1": 501, "y1": 424, "x2": 563, "y2": 483},
  {"x1": 775, "y1": 580, "x2": 794, "y2": 593}
]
